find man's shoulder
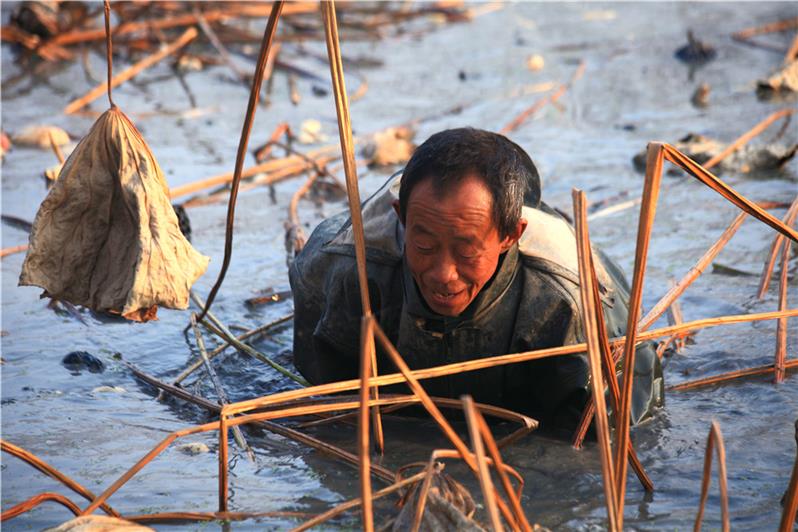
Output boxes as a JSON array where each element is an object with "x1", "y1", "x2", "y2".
[{"x1": 290, "y1": 186, "x2": 404, "y2": 304}]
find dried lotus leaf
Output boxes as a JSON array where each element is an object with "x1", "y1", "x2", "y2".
[{"x1": 19, "y1": 106, "x2": 209, "y2": 322}]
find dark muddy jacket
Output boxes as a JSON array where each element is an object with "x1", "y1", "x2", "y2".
[{"x1": 289, "y1": 175, "x2": 663, "y2": 428}]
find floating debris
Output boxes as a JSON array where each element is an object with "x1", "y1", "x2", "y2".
[
  {"x1": 757, "y1": 59, "x2": 798, "y2": 99},
  {"x1": 362, "y1": 126, "x2": 416, "y2": 167},
  {"x1": 633, "y1": 133, "x2": 797, "y2": 174},
  {"x1": 1, "y1": 131, "x2": 10, "y2": 159},
  {"x1": 691, "y1": 82, "x2": 711, "y2": 108},
  {"x1": 44, "y1": 515, "x2": 153, "y2": 532},
  {"x1": 526, "y1": 53, "x2": 545, "y2": 71},
  {"x1": 11, "y1": 125, "x2": 70, "y2": 149},
  {"x1": 177, "y1": 442, "x2": 211, "y2": 455},
  {"x1": 297, "y1": 119, "x2": 326, "y2": 144},
  {"x1": 91, "y1": 386, "x2": 126, "y2": 394}
]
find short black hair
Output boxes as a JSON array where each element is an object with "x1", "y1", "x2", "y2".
[{"x1": 399, "y1": 128, "x2": 540, "y2": 239}]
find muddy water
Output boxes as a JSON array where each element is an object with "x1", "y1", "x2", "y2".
[{"x1": 2, "y1": 2, "x2": 797, "y2": 530}]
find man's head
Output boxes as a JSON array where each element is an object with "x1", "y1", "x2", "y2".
[{"x1": 395, "y1": 128, "x2": 540, "y2": 316}]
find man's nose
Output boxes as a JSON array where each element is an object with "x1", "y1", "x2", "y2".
[{"x1": 430, "y1": 257, "x2": 459, "y2": 285}]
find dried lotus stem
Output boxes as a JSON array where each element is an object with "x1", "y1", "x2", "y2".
[
  {"x1": 694, "y1": 421, "x2": 729, "y2": 532},
  {"x1": 757, "y1": 196, "x2": 798, "y2": 299},
  {"x1": 573, "y1": 189, "x2": 620, "y2": 531},
  {"x1": 774, "y1": 236, "x2": 791, "y2": 383},
  {"x1": 779, "y1": 420, "x2": 798, "y2": 532},
  {"x1": 322, "y1": 0, "x2": 384, "y2": 455},
  {"x1": 291, "y1": 470, "x2": 429, "y2": 532},
  {"x1": 358, "y1": 316, "x2": 376, "y2": 532},
  {"x1": 0, "y1": 492, "x2": 82, "y2": 521},
  {"x1": 197, "y1": 1, "x2": 283, "y2": 323},
  {"x1": 104, "y1": 0, "x2": 114, "y2": 108},
  {"x1": 1, "y1": 440, "x2": 119, "y2": 516},
  {"x1": 65, "y1": 27, "x2": 199, "y2": 114},
  {"x1": 463, "y1": 396, "x2": 504, "y2": 532}
]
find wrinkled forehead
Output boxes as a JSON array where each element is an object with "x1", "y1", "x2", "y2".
[
  {"x1": 407, "y1": 170, "x2": 493, "y2": 205},
  {"x1": 405, "y1": 174, "x2": 497, "y2": 230}
]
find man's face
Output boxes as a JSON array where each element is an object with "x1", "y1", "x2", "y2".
[{"x1": 401, "y1": 174, "x2": 522, "y2": 317}]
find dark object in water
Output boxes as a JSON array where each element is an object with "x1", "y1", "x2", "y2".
[
  {"x1": 172, "y1": 204, "x2": 191, "y2": 242},
  {"x1": 62, "y1": 351, "x2": 105, "y2": 374},
  {"x1": 675, "y1": 30, "x2": 717, "y2": 64}
]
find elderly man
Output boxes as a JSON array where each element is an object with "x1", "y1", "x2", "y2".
[{"x1": 289, "y1": 128, "x2": 662, "y2": 429}]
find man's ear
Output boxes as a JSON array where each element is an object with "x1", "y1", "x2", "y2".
[
  {"x1": 500, "y1": 217, "x2": 527, "y2": 252},
  {"x1": 392, "y1": 199, "x2": 404, "y2": 226}
]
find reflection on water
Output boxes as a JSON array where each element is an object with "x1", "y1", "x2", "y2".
[{"x1": 2, "y1": 2, "x2": 797, "y2": 530}]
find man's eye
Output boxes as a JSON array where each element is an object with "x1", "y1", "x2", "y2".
[{"x1": 415, "y1": 244, "x2": 434, "y2": 253}]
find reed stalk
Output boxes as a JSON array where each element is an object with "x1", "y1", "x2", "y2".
[
  {"x1": 48, "y1": 4, "x2": 318, "y2": 47},
  {"x1": 126, "y1": 510, "x2": 312, "y2": 524},
  {"x1": 169, "y1": 147, "x2": 337, "y2": 199},
  {"x1": 322, "y1": 0, "x2": 384, "y2": 456},
  {"x1": 291, "y1": 470, "x2": 429, "y2": 532},
  {"x1": 731, "y1": 17, "x2": 798, "y2": 42},
  {"x1": 410, "y1": 453, "x2": 444, "y2": 532},
  {"x1": 83, "y1": 389, "x2": 534, "y2": 524},
  {"x1": 190, "y1": 291, "x2": 308, "y2": 386},
  {"x1": 701, "y1": 109, "x2": 795, "y2": 170},
  {"x1": 0, "y1": 244, "x2": 29, "y2": 258},
  {"x1": 189, "y1": 314, "x2": 255, "y2": 462},
  {"x1": 64, "y1": 27, "x2": 198, "y2": 114},
  {"x1": 48, "y1": 130, "x2": 66, "y2": 164},
  {"x1": 774, "y1": 236, "x2": 791, "y2": 383},
  {"x1": 123, "y1": 358, "x2": 396, "y2": 483},
  {"x1": 614, "y1": 144, "x2": 664, "y2": 522},
  {"x1": 662, "y1": 145, "x2": 798, "y2": 243},
  {"x1": 0, "y1": 440, "x2": 119, "y2": 517},
  {"x1": 500, "y1": 61, "x2": 585, "y2": 134},
  {"x1": 218, "y1": 413, "x2": 229, "y2": 512},
  {"x1": 173, "y1": 313, "x2": 293, "y2": 386},
  {"x1": 0, "y1": 492, "x2": 82, "y2": 521},
  {"x1": 476, "y1": 415, "x2": 528, "y2": 516},
  {"x1": 196, "y1": 1, "x2": 284, "y2": 323},
  {"x1": 693, "y1": 421, "x2": 729, "y2": 532},
  {"x1": 639, "y1": 211, "x2": 748, "y2": 332},
  {"x1": 463, "y1": 396, "x2": 505, "y2": 532},
  {"x1": 779, "y1": 420, "x2": 798, "y2": 532},
  {"x1": 193, "y1": 7, "x2": 249, "y2": 85},
  {"x1": 757, "y1": 196, "x2": 798, "y2": 299},
  {"x1": 669, "y1": 359, "x2": 798, "y2": 391},
  {"x1": 573, "y1": 189, "x2": 621, "y2": 531},
  {"x1": 223, "y1": 308, "x2": 798, "y2": 418},
  {"x1": 358, "y1": 316, "x2": 375, "y2": 532}
]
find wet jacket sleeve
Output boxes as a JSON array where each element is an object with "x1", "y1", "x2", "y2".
[{"x1": 288, "y1": 218, "x2": 362, "y2": 385}]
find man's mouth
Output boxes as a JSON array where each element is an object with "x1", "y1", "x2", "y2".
[{"x1": 429, "y1": 288, "x2": 464, "y2": 306}]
